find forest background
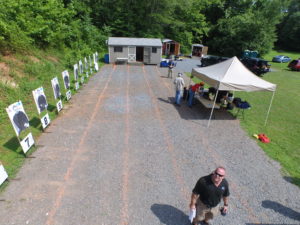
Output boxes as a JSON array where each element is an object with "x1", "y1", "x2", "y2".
[
  {"x1": 0, "y1": 0, "x2": 299, "y2": 57},
  {"x1": 0, "y1": 0, "x2": 299, "y2": 185}
]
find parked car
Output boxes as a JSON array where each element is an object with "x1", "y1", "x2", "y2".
[
  {"x1": 200, "y1": 55, "x2": 229, "y2": 67},
  {"x1": 288, "y1": 59, "x2": 300, "y2": 71},
  {"x1": 272, "y1": 55, "x2": 291, "y2": 63},
  {"x1": 240, "y1": 57, "x2": 271, "y2": 76}
]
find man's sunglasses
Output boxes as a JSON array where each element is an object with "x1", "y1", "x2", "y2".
[{"x1": 214, "y1": 172, "x2": 224, "y2": 177}]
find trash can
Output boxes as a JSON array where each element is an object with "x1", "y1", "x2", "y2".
[{"x1": 104, "y1": 54, "x2": 109, "y2": 63}]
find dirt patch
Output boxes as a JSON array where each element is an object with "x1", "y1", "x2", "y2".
[
  {"x1": 46, "y1": 56, "x2": 59, "y2": 63},
  {"x1": 29, "y1": 56, "x2": 40, "y2": 63},
  {"x1": 0, "y1": 62, "x2": 19, "y2": 88}
]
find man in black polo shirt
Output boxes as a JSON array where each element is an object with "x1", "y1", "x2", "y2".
[{"x1": 189, "y1": 167, "x2": 230, "y2": 225}]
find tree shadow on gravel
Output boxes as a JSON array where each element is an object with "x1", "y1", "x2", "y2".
[
  {"x1": 283, "y1": 176, "x2": 300, "y2": 187},
  {"x1": 261, "y1": 200, "x2": 300, "y2": 221},
  {"x1": 151, "y1": 204, "x2": 190, "y2": 225}
]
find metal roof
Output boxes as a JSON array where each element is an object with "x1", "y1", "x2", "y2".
[{"x1": 108, "y1": 37, "x2": 162, "y2": 47}]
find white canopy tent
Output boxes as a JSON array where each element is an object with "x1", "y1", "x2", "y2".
[{"x1": 191, "y1": 56, "x2": 276, "y2": 127}]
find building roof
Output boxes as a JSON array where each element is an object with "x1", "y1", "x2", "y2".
[{"x1": 108, "y1": 37, "x2": 162, "y2": 47}]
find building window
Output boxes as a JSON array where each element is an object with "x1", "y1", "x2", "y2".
[
  {"x1": 152, "y1": 47, "x2": 157, "y2": 53},
  {"x1": 114, "y1": 46, "x2": 123, "y2": 52}
]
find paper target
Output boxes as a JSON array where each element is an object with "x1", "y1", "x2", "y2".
[
  {"x1": 95, "y1": 52, "x2": 99, "y2": 62},
  {"x1": 95, "y1": 62, "x2": 99, "y2": 71},
  {"x1": 62, "y1": 70, "x2": 70, "y2": 90},
  {"x1": 6, "y1": 101, "x2": 30, "y2": 136},
  {"x1": 89, "y1": 55, "x2": 92, "y2": 67},
  {"x1": 51, "y1": 77, "x2": 61, "y2": 99},
  {"x1": 74, "y1": 64, "x2": 79, "y2": 81},
  {"x1": 84, "y1": 57, "x2": 88, "y2": 70},
  {"x1": 32, "y1": 87, "x2": 48, "y2": 114},
  {"x1": 79, "y1": 60, "x2": 83, "y2": 74},
  {"x1": 0, "y1": 164, "x2": 8, "y2": 186}
]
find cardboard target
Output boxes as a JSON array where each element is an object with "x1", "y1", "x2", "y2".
[
  {"x1": 6, "y1": 101, "x2": 30, "y2": 136},
  {"x1": 84, "y1": 57, "x2": 88, "y2": 70},
  {"x1": 74, "y1": 64, "x2": 79, "y2": 81},
  {"x1": 32, "y1": 87, "x2": 48, "y2": 114},
  {"x1": 79, "y1": 60, "x2": 83, "y2": 74},
  {"x1": 51, "y1": 77, "x2": 61, "y2": 99},
  {"x1": 95, "y1": 52, "x2": 99, "y2": 62},
  {"x1": 0, "y1": 164, "x2": 8, "y2": 186},
  {"x1": 95, "y1": 62, "x2": 99, "y2": 71},
  {"x1": 89, "y1": 55, "x2": 92, "y2": 67},
  {"x1": 62, "y1": 70, "x2": 70, "y2": 90}
]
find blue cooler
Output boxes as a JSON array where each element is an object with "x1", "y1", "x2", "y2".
[{"x1": 104, "y1": 54, "x2": 109, "y2": 63}]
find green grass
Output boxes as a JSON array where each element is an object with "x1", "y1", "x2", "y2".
[
  {"x1": 0, "y1": 48, "x2": 101, "y2": 191},
  {"x1": 187, "y1": 50, "x2": 300, "y2": 187}
]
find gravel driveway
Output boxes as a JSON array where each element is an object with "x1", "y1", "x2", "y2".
[{"x1": 0, "y1": 62, "x2": 299, "y2": 225}]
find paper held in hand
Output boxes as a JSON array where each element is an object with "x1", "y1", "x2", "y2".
[{"x1": 189, "y1": 208, "x2": 196, "y2": 222}]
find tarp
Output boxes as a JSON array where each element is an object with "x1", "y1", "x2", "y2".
[{"x1": 191, "y1": 56, "x2": 276, "y2": 92}]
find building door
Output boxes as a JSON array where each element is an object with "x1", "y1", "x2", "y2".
[
  {"x1": 143, "y1": 47, "x2": 151, "y2": 64},
  {"x1": 128, "y1": 46, "x2": 136, "y2": 62},
  {"x1": 136, "y1": 47, "x2": 144, "y2": 61}
]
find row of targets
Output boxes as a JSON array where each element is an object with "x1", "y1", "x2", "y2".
[{"x1": 1, "y1": 52, "x2": 99, "y2": 187}]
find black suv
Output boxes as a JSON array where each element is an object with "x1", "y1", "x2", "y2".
[
  {"x1": 200, "y1": 55, "x2": 229, "y2": 67},
  {"x1": 240, "y1": 57, "x2": 270, "y2": 76}
]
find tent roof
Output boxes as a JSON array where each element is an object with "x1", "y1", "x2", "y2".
[{"x1": 191, "y1": 56, "x2": 276, "y2": 92}]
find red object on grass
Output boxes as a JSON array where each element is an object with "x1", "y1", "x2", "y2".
[{"x1": 258, "y1": 134, "x2": 270, "y2": 143}]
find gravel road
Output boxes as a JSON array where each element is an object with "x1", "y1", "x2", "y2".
[{"x1": 0, "y1": 62, "x2": 299, "y2": 225}]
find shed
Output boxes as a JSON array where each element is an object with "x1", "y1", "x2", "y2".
[
  {"x1": 108, "y1": 37, "x2": 162, "y2": 64},
  {"x1": 192, "y1": 44, "x2": 208, "y2": 57},
  {"x1": 162, "y1": 39, "x2": 180, "y2": 56}
]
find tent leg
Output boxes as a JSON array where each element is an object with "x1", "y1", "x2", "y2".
[
  {"x1": 264, "y1": 90, "x2": 276, "y2": 126},
  {"x1": 207, "y1": 90, "x2": 219, "y2": 128}
]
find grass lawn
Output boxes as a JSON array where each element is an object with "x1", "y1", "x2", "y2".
[{"x1": 188, "y1": 50, "x2": 300, "y2": 186}]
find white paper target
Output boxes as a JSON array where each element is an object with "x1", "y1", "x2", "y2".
[
  {"x1": 0, "y1": 165, "x2": 8, "y2": 186},
  {"x1": 89, "y1": 55, "x2": 92, "y2": 67},
  {"x1": 79, "y1": 60, "x2": 83, "y2": 74},
  {"x1": 74, "y1": 64, "x2": 79, "y2": 81},
  {"x1": 20, "y1": 132, "x2": 35, "y2": 154},
  {"x1": 66, "y1": 90, "x2": 72, "y2": 101},
  {"x1": 86, "y1": 72, "x2": 89, "y2": 78},
  {"x1": 32, "y1": 87, "x2": 48, "y2": 114},
  {"x1": 95, "y1": 52, "x2": 99, "y2": 62},
  {"x1": 41, "y1": 113, "x2": 50, "y2": 129},
  {"x1": 84, "y1": 57, "x2": 88, "y2": 70},
  {"x1": 62, "y1": 70, "x2": 70, "y2": 90},
  {"x1": 6, "y1": 101, "x2": 30, "y2": 137},
  {"x1": 51, "y1": 77, "x2": 61, "y2": 99},
  {"x1": 94, "y1": 62, "x2": 99, "y2": 71}
]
